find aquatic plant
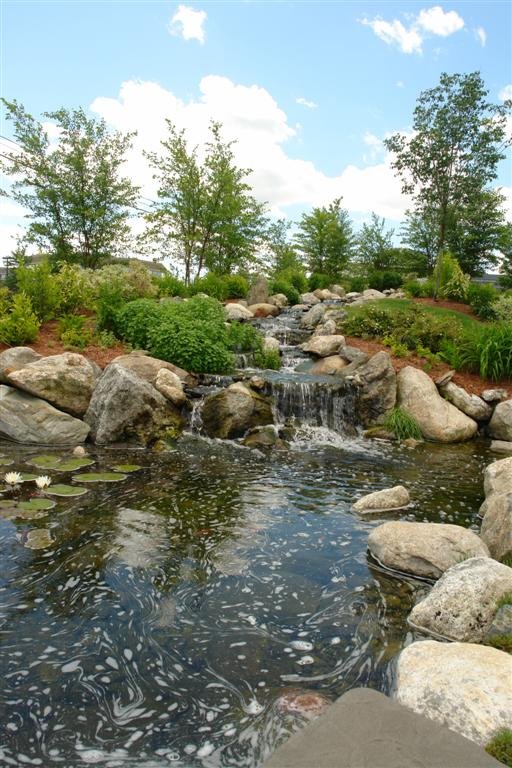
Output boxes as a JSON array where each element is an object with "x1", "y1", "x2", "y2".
[{"x1": 383, "y1": 408, "x2": 422, "y2": 441}]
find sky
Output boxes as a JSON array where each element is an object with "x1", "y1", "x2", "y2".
[{"x1": 0, "y1": 0, "x2": 511, "y2": 262}]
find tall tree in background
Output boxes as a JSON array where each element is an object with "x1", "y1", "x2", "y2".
[
  {"x1": 144, "y1": 121, "x2": 266, "y2": 284},
  {"x1": 0, "y1": 99, "x2": 139, "y2": 268},
  {"x1": 385, "y1": 72, "x2": 511, "y2": 294},
  {"x1": 294, "y1": 198, "x2": 354, "y2": 280},
  {"x1": 356, "y1": 212, "x2": 394, "y2": 270},
  {"x1": 265, "y1": 219, "x2": 303, "y2": 274}
]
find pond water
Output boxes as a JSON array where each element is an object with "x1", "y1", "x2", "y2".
[{"x1": 0, "y1": 432, "x2": 492, "y2": 767}]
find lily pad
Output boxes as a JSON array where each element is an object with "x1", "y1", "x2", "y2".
[
  {"x1": 74, "y1": 472, "x2": 128, "y2": 483},
  {"x1": 0, "y1": 457, "x2": 13, "y2": 466},
  {"x1": 29, "y1": 455, "x2": 94, "y2": 472},
  {"x1": 0, "y1": 498, "x2": 56, "y2": 520},
  {"x1": 20, "y1": 474, "x2": 39, "y2": 483},
  {"x1": 24, "y1": 529, "x2": 53, "y2": 549},
  {"x1": 111, "y1": 464, "x2": 141, "y2": 473},
  {"x1": 46, "y1": 484, "x2": 89, "y2": 497}
]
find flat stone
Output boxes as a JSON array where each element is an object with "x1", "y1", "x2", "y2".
[
  {"x1": 480, "y1": 492, "x2": 512, "y2": 561},
  {"x1": 490, "y1": 440, "x2": 512, "y2": 454},
  {"x1": 408, "y1": 557, "x2": 512, "y2": 641},
  {"x1": 395, "y1": 640, "x2": 512, "y2": 747},
  {"x1": 0, "y1": 347, "x2": 42, "y2": 383},
  {"x1": 362, "y1": 288, "x2": 386, "y2": 300},
  {"x1": 0, "y1": 385, "x2": 90, "y2": 445},
  {"x1": 113, "y1": 352, "x2": 195, "y2": 387},
  {"x1": 264, "y1": 687, "x2": 500, "y2": 768},
  {"x1": 368, "y1": 521, "x2": 489, "y2": 580},
  {"x1": 489, "y1": 400, "x2": 512, "y2": 441},
  {"x1": 435, "y1": 370, "x2": 455, "y2": 387},
  {"x1": 301, "y1": 335, "x2": 346, "y2": 357},
  {"x1": 353, "y1": 485, "x2": 410, "y2": 515},
  {"x1": 439, "y1": 381, "x2": 493, "y2": 422}
]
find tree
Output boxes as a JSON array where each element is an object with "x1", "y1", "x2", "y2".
[
  {"x1": 0, "y1": 99, "x2": 139, "y2": 269},
  {"x1": 400, "y1": 209, "x2": 439, "y2": 273},
  {"x1": 265, "y1": 219, "x2": 303, "y2": 274},
  {"x1": 356, "y1": 212, "x2": 395, "y2": 271},
  {"x1": 294, "y1": 198, "x2": 354, "y2": 280},
  {"x1": 384, "y1": 72, "x2": 511, "y2": 294},
  {"x1": 144, "y1": 121, "x2": 267, "y2": 284}
]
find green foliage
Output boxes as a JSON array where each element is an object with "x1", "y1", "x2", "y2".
[
  {"x1": 269, "y1": 278, "x2": 299, "y2": 305},
  {"x1": 274, "y1": 267, "x2": 308, "y2": 293},
  {"x1": 90, "y1": 262, "x2": 157, "y2": 332},
  {"x1": 295, "y1": 198, "x2": 355, "y2": 280},
  {"x1": 384, "y1": 408, "x2": 423, "y2": 440},
  {"x1": 493, "y1": 295, "x2": 512, "y2": 323},
  {"x1": 0, "y1": 292, "x2": 40, "y2": 344},
  {"x1": 458, "y1": 324, "x2": 512, "y2": 380},
  {"x1": 155, "y1": 274, "x2": 188, "y2": 298},
  {"x1": 254, "y1": 348, "x2": 281, "y2": 370},
  {"x1": 224, "y1": 274, "x2": 249, "y2": 298},
  {"x1": 437, "y1": 253, "x2": 470, "y2": 301},
  {"x1": 0, "y1": 287, "x2": 11, "y2": 315},
  {"x1": 467, "y1": 283, "x2": 498, "y2": 320},
  {"x1": 54, "y1": 262, "x2": 93, "y2": 313},
  {"x1": 95, "y1": 279, "x2": 125, "y2": 333},
  {"x1": 226, "y1": 322, "x2": 262, "y2": 353},
  {"x1": 57, "y1": 314, "x2": 92, "y2": 350},
  {"x1": 96, "y1": 330, "x2": 118, "y2": 348},
  {"x1": 189, "y1": 273, "x2": 228, "y2": 300},
  {"x1": 356, "y1": 212, "x2": 395, "y2": 270},
  {"x1": 15, "y1": 260, "x2": 61, "y2": 321},
  {"x1": 403, "y1": 279, "x2": 426, "y2": 297},
  {"x1": 308, "y1": 272, "x2": 332, "y2": 290},
  {"x1": 382, "y1": 336, "x2": 409, "y2": 358},
  {"x1": 116, "y1": 299, "x2": 164, "y2": 350},
  {"x1": 348, "y1": 276, "x2": 367, "y2": 292},
  {"x1": 485, "y1": 729, "x2": 512, "y2": 766},
  {"x1": 368, "y1": 271, "x2": 403, "y2": 291}
]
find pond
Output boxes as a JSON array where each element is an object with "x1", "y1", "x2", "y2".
[{"x1": 0, "y1": 432, "x2": 492, "y2": 767}]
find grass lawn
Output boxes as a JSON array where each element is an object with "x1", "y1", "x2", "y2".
[{"x1": 368, "y1": 298, "x2": 483, "y2": 332}]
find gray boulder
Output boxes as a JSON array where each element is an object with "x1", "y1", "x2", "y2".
[
  {"x1": 490, "y1": 440, "x2": 512, "y2": 454},
  {"x1": 300, "y1": 292, "x2": 321, "y2": 306},
  {"x1": 247, "y1": 278, "x2": 269, "y2": 305},
  {"x1": 225, "y1": 303, "x2": 254, "y2": 321},
  {"x1": 353, "y1": 351, "x2": 396, "y2": 427},
  {"x1": 0, "y1": 347, "x2": 42, "y2": 383},
  {"x1": 483, "y1": 456, "x2": 512, "y2": 498},
  {"x1": 329, "y1": 284, "x2": 346, "y2": 297},
  {"x1": 353, "y1": 485, "x2": 410, "y2": 515},
  {"x1": 311, "y1": 355, "x2": 347, "y2": 375},
  {"x1": 408, "y1": 557, "x2": 512, "y2": 641},
  {"x1": 268, "y1": 293, "x2": 288, "y2": 309},
  {"x1": 488, "y1": 399, "x2": 512, "y2": 441},
  {"x1": 0, "y1": 385, "x2": 89, "y2": 445},
  {"x1": 155, "y1": 368, "x2": 187, "y2": 407},
  {"x1": 482, "y1": 388, "x2": 508, "y2": 403},
  {"x1": 300, "y1": 304, "x2": 326, "y2": 329},
  {"x1": 113, "y1": 352, "x2": 195, "y2": 387},
  {"x1": 362, "y1": 288, "x2": 386, "y2": 300},
  {"x1": 368, "y1": 521, "x2": 489, "y2": 579},
  {"x1": 438, "y1": 381, "x2": 493, "y2": 422},
  {"x1": 7, "y1": 352, "x2": 100, "y2": 417},
  {"x1": 398, "y1": 366, "x2": 477, "y2": 442},
  {"x1": 301, "y1": 335, "x2": 346, "y2": 357},
  {"x1": 84, "y1": 363, "x2": 183, "y2": 445},
  {"x1": 395, "y1": 640, "x2": 512, "y2": 746},
  {"x1": 480, "y1": 493, "x2": 512, "y2": 562},
  {"x1": 201, "y1": 382, "x2": 273, "y2": 439}
]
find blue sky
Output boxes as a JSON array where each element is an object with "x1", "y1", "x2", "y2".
[{"x1": 1, "y1": 1, "x2": 511, "y2": 259}]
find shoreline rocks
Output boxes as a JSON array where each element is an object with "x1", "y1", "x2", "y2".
[{"x1": 353, "y1": 485, "x2": 410, "y2": 516}]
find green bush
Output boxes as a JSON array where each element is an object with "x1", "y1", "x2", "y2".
[
  {"x1": 57, "y1": 314, "x2": 92, "y2": 350},
  {"x1": 0, "y1": 287, "x2": 11, "y2": 315},
  {"x1": 308, "y1": 272, "x2": 332, "y2": 291},
  {"x1": 155, "y1": 274, "x2": 188, "y2": 298},
  {"x1": 384, "y1": 407, "x2": 422, "y2": 440},
  {"x1": 458, "y1": 323, "x2": 512, "y2": 380},
  {"x1": 435, "y1": 252, "x2": 470, "y2": 301},
  {"x1": 492, "y1": 295, "x2": 512, "y2": 323},
  {"x1": 95, "y1": 280, "x2": 125, "y2": 333},
  {"x1": 116, "y1": 299, "x2": 164, "y2": 349},
  {"x1": 0, "y1": 292, "x2": 40, "y2": 344},
  {"x1": 224, "y1": 274, "x2": 249, "y2": 299},
  {"x1": 189, "y1": 273, "x2": 228, "y2": 300},
  {"x1": 95, "y1": 330, "x2": 118, "y2": 348},
  {"x1": 368, "y1": 271, "x2": 403, "y2": 291},
  {"x1": 348, "y1": 276, "x2": 367, "y2": 292},
  {"x1": 485, "y1": 728, "x2": 512, "y2": 766},
  {"x1": 16, "y1": 260, "x2": 61, "y2": 321},
  {"x1": 467, "y1": 283, "x2": 498, "y2": 320},
  {"x1": 254, "y1": 348, "x2": 281, "y2": 370},
  {"x1": 269, "y1": 278, "x2": 299, "y2": 306},
  {"x1": 274, "y1": 268, "x2": 308, "y2": 293},
  {"x1": 226, "y1": 322, "x2": 262, "y2": 353},
  {"x1": 54, "y1": 263, "x2": 92, "y2": 314}
]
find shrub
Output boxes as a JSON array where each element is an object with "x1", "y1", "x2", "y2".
[
  {"x1": 269, "y1": 278, "x2": 300, "y2": 306},
  {"x1": 57, "y1": 314, "x2": 92, "y2": 350},
  {"x1": 224, "y1": 274, "x2": 249, "y2": 299},
  {"x1": 0, "y1": 292, "x2": 40, "y2": 344},
  {"x1": 254, "y1": 348, "x2": 281, "y2": 370},
  {"x1": 189, "y1": 273, "x2": 228, "y2": 300},
  {"x1": 435, "y1": 252, "x2": 470, "y2": 301},
  {"x1": 458, "y1": 323, "x2": 512, "y2": 380},
  {"x1": 308, "y1": 272, "x2": 332, "y2": 291},
  {"x1": 226, "y1": 322, "x2": 262, "y2": 353},
  {"x1": 116, "y1": 299, "x2": 164, "y2": 349},
  {"x1": 54, "y1": 262, "x2": 93, "y2": 314},
  {"x1": 492, "y1": 295, "x2": 512, "y2": 323},
  {"x1": 95, "y1": 279, "x2": 126, "y2": 333},
  {"x1": 16, "y1": 260, "x2": 60, "y2": 321},
  {"x1": 348, "y1": 276, "x2": 367, "y2": 292},
  {"x1": 275, "y1": 268, "x2": 308, "y2": 293},
  {"x1": 368, "y1": 271, "x2": 403, "y2": 291},
  {"x1": 96, "y1": 330, "x2": 118, "y2": 348},
  {"x1": 485, "y1": 728, "x2": 512, "y2": 766},
  {"x1": 0, "y1": 287, "x2": 11, "y2": 315},
  {"x1": 155, "y1": 274, "x2": 188, "y2": 298},
  {"x1": 466, "y1": 283, "x2": 498, "y2": 320},
  {"x1": 384, "y1": 407, "x2": 422, "y2": 440},
  {"x1": 89, "y1": 262, "x2": 158, "y2": 304}
]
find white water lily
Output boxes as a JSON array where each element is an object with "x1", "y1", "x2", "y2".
[
  {"x1": 35, "y1": 475, "x2": 52, "y2": 490},
  {"x1": 5, "y1": 471, "x2": 22, "y2": 486}
]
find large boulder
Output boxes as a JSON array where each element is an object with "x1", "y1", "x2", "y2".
[
  {"x1": 301, "y1": 335, "x2": 346, "y2": 358},
  {"x1": 113, "y1": 352, "x2": 195, "y2": 387},
  {"x1": 0, "y1": 385, "x2": 89, "y2": 445},
  {"x1": 84, "y1": 363, "x2": 184, "y2": 445},
  {"x1": 268, "y1": 293, "x2": 289, "y2": 309},
  {"x1": 247, "y1": 278, "x2": 269, "y2": 306},
  {"x1": 311, "y1": 355, "x2": 347, "y2": 375},
  {"x1": 263, "y1": 336, "x2": 280, "y2": 354},
  {"x1": 155, "y1": 368, "x2": 187, "y2": 407},
  {"x1": 408, "y1": 557, "x2": 512, "y2": 641},
  {"x1": 362, "y1": 288, "x2": 386, "y2": 301},
  {"x1": 488, "y1": 399, "x2": 512, "y2": 441},
  {"x1": 353, "y1": 485, "x2": 410, "y2": 515},
  {"x1": 397, "y1": 366, "x2": 477, "y2": 442},
  {"x1": 247, "y1": 303, "x2": 280, "y2": 318},
  {"x1": 329, "y1": 284, "x2": 346, "y2": 297},
  {"x1": 225, "y1": 303, "x2": 254, "y2": 321},
  {"x1": 483, "y1": 456, "x2": 512, "y2": 498},
  {"x1": 6, "y1": 352, "x2": 100, "y2": 417},
  {"x1": 480, "y1": 492, "x2": 512, "y2": 562},
  {"x1": 201, "y1": 382, "x2": 273, "y2": 439},
  {"x1": 395, "y1": 640, "x2": 512, "y2": 746},
  {"x1": 353, "y1": 351, "x2": 396, "y2": 427},
  {"x1": 438, "y1": 381, "x2": 493, "y2": 422},
  {"x1": 368, "y1": 521, "x2": 489, "y2": 580},
  {"x1": 0, "y1": 346, "x2": 42, "y2": 383},
  {"x1": 300, "y1": 292, "x2": 321, "y2": 306},
  {"x1": 300, "y1": 304, "x2": 326, "y2": 329}
]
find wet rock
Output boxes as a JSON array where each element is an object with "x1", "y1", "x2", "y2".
[
  {"x1": 408, "y1": 557, "x2": 512, "y2": 641},
  {"x1": 368, "y1": 521, "x2": 489, "y2": 580},
  {"x1": 300, "y1": 303, "x2": 326, "y2": 329},
  {"x1": 85, "y1": 363, "x2": 184, "y2": 445},
  {"x1": 263, "y1": 337, "x2": 280, "y2": 353},
  {"x1": 353, "y1": 485, "x2": 410, "y2": 515},
  {"x1": 483, "y1": 457, "x2": 512, "y2": 498},
  {"x1": 242, "y1": 425, "x2": 281, "y2": 449},
  {"x1": 482, "y1": 388, "x2": 508, "y2": 403},
  {"x1": 438, "y1": 381, "x2": 493, "y2": 422},
  {"x1": 0, "y1": 385, "x2": 90, "y2": 445},
  {"x1": 311, "y1": 355, "x2": 347, "y2": 375},
  {"x1": 488, "y1": 399, "x2": 512, "y2": 441},
  {"x1": 275, "y1": 690, "x2": 332, "y2": 721},
  {"x1": 490, "y1": 440, "x2": 512, "y2": 454},
  {"x1": 0, "y1": 346, "x2": 42, "y2": 383},
  {"x1": 301, "y1": 335, "x2": 346, "y2": 357},
  {"x1": 114, "y1": 352, "x2": 195, "y2": 387},
  {"x1": 395, "y1": 640, "x2": 512, "y2": 746},
  {"x1": 269, "y1": 293, "x2": 289, "y2": 309},
  {"x1": 397, "y1": 366, "x2": 477, "y2": 443},
  {"x1": 201, "y1": 382, "x2": 273, "y2": 439},
  {"x1": 353, "y1": 351, "x2": 396, "y2": 427},
  {"x1": 247, "y1": 278, "x2": 269, "y2": 305},
  {"x1": 247, "y1": 302, "x2": 280, "y2": 318},
  {"x1": 7, "y1": 352, "x2": 100, "y2": 417},
  {"x1": 480, "y1": 493, "x2": 512, "y2": 562},
  {"x1": 249, "y1": 376, "x2": 266, "y2": 390},
  {"x1": 155, "y1": 368, "x2": 187, "y2": 407},
  {"x1": 300, "y1": 292, "x2": 321, "y2": 306},
  {"x1": 225, "y1": 303, "x2": 254, "y2": 321}
]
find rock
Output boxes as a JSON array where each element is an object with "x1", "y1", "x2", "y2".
[
  {"x1": 300, "y1": 303, "x2": 326, "y2": 329},
  {"x1": 225, "y1": 303, "x2": 254, "y2": 321},
  {"x1": 362, "y1": 288, "x2": 386, "y2": 300},
  {"x1": 247, "y1": 302, "x2": 280, "y2": 318},
  {"x1": 483, "y1": 457, "x2": 512, "y2": 498},
  {"x1": 353, "y1": 351, "x2": 396, "y2": 427},
  {"x1": 0, "y1": 385, "x2": 90, "y2": 445},
  {"x1": 480, "y1": 493, "x2": 512, "y2": 562},
  {"x1": 301, "y1": 335, "x2": 346, "y2": 357},
  {"x1": 7, "y1": 352, "x2": 100, "y2": 417},
  {"x1": 490, "y1": 440, "x2": 512, "y2": 454},
  {"x1": 263, "y1": 337, "x2": 280, "y2": 353},
  {"x1": 113, "y1": 352, "x2": 195, "y2": 387},
  {"x1": 482, "y1": 388, "x2": 508, "y2": 403},
  {"x1": 313, "y1": 319, "x2": 336, "y2": 336},
  {"x1": 368, "y1": 521, "x2": 489, "y2": 580},
  {"x1": 438, "y1": 381, "x2": 493, "y2": 422},
  {"x1": 201, "y1": 382, "x2": 273, "y2": 439},
  {"x1": 408, "y1": 557, "x2": 512, "y2": 641},
  {"x1": 247, "y1": 278, "x2": 269, "y2": 305},
  {"x1": 339, "y1": 345, "x2": 369, "y2": 366},
  {"x1": 403, "y1": 437, "x2": 422, "y2": 449},
  {"x1": 435, "y1": 370, "x2": 455, "y2": 387},
  {"x1": 300, "y1": 292, "x2": 321, "y2": 306},
  {"x1": 345, "y1": 291, "x2": 362, "y2": 301},
  {"x1": 484, "y1": 604, "x2": 512, "y2": 640},
  {"x1": 268, "y1": 293, "x2": 289, "y2": 309},
  {"x1": 73, "y1": 445, "x2": 87, "y2": 456},
  {"x1": 397, "y1": 366, "x2": 478, "y2": 443},
  {"x1": 0, "y1": 347, "x2": 42, "y2": 383},
  {"x1": 311, "y1": 356, "x2": 347, "y2": 375},
  {"x1": 155, "y1": 368, "x2": 187, "y2": 407},
  {"x1": 488, "y1": 400, "x2": 512, "y2": 441},
  {"x1": 84, "y1": 363, "x2": 183, "y2": 445},
  {"x1": 275, "y1": 690, "x2": 332, "y2": 721},
  {"x1": 329, "y1": 284, "x2": 346, "y2": 298},
  {"x1": 395, "y1": 640, "x2": 512, "y2": 746},
  {"x1": 249, "y1": 375, "x2": 266, "y2": 391},
  {"x1": 242, "y1": 425, "x2": 280, "y2": 449},
  {"x1": 323, "y1": 308, "x2": 347, "y2": 326},
  {"x1": 353, "y1": 485, "x2": 410, "y2": 515}
]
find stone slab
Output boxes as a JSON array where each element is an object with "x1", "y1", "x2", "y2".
[{"x1": 263, "y1": 687, "x2": 500, "y2": 768}]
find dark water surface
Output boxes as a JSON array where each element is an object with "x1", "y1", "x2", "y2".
[{"x1": 0, "y1": 434, "x2": 491, "y2": 767}]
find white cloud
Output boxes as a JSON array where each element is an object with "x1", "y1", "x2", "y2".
[
  {"x1": 474, "y1": 26, "x2": 487, "y2": 47},
  {"x1": 360, "y1": 5, "x2": 465, "y2": 54},
  {"x1": 499, "y1": 84, "x2": 512, "y2": 101},
  {"x1": 296, "y1": 96, "x2": 318, "y2": 109},
  {"x1": 168, "y1": 4, "x2": 206, "y2": 44},
  {"x1": 417, "y1": 6, "x2": 464, "y2": 36}
]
